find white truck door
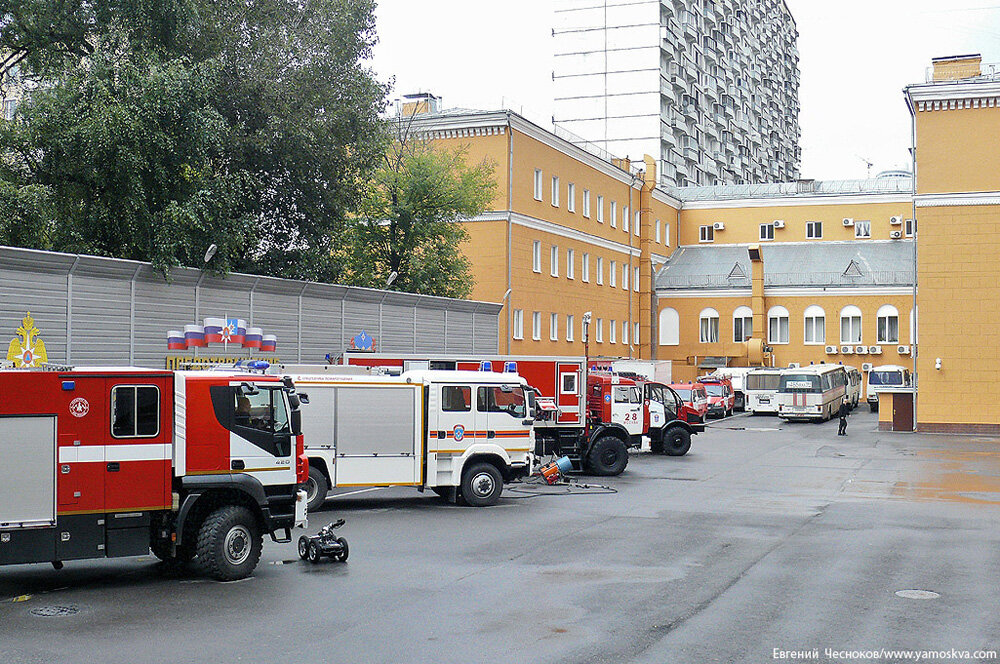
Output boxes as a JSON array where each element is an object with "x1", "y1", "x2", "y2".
[
  {"x1": 433, "y1": 383, "x2": 479, "y2": 452},
  {"x1": 332, "y1": 385, "x2": 421, "y2": 486},
  {"x1": 476, "y1": 384, "x2": 532, "y2": 454},
  {"x1": 611, "y1": 386, "x2": 644, "y2": 436}
]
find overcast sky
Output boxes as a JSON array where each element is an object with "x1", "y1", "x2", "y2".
[{"x1": 371, "y1": 1, "x2": 1000, "y2": 181}]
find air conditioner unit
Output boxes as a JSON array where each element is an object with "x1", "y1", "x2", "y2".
[
  {"x1": 842, "y1": 218, "x2": 854, "y2": 227},
  {"x1": 787, "y1": 362, "x2": 800, "y2": 368},
  {"x1": 890, "y1": 216, "x2": 902, "y2": 225},
  {"x1": 869, "y1": 346, "x2": 882, "y2": 355},
  {"x1": 823, "y1": 345, "x2": 836, "y2": 354},
  {"x1": 890, "y1": 230, "x2": 902, "y2": 239},
  {"x1": 898, "y1": 345, "x2": 911, "y2": 355},
  {"x1": 855, "y1": 346, "x2": 868, "y2": 355},
  {"x1": 773, "y1": 219, "x2": 785, "y2": 229},
  {"x1": 713, "y1": 222, "x2": 725, "y2": 230},
  {"x1": 861, "y1": 362, "x2": 874, "y2": 372},
  {"x1": 840, "y1": 345, "x2": 854, "y2": 354}
]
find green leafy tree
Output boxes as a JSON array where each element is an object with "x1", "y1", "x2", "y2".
[
  {"x1": 342, "y1": 131, "x2": 497, "y2": 299},
  {"x1": 0, "y1": 0, "x2": 387, "y2": 278}
]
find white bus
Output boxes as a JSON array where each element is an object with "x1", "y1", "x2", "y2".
[
  {"x1": 744, "y1": 369, "x2": 783, "y2": 414},
  {"x1": 865, "y1": 365, "x2": 912, "y2": 412},
  {"x1": 845, "y1": 366, "x2": 863, "y2": 409},
  {"x1": 776, "y1": 364, "x2": 848, "y2": 422},
  {"x1": 710, "y1": 367, "x2": 755, "y2": 411}
]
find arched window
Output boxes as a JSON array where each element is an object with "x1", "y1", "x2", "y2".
[
  {"x1": 699, "y1": 307, "x2": 719, "y2": 343},
  {"x1": 840, "y1": 305, "x2": 863, "y2": 344},
  {"x1": 803, "y1": 305, "x2": 826, "y2": 344},
  {"x1": 767, "y1": 306, "x2": 789, "y2": 344},
  {"x1": 733, "y1": 306, "x2": 753, "y2": 342},
  {"x1": 877, "y1": 305, "x2": 899, "y2": 344},
  {"x1": 659, "y1": 308, "x2": 679, "y2": 346}
]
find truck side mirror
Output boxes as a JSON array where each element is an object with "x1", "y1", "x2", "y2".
[
  {"x1": 239, "y1": 382, "x2": 259, "y2": 396},
  {"x1": 297, "y1": 392, "x2": 310, "y2": 405}
]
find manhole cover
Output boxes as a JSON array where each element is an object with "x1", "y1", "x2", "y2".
[
  {"x1": 30, "y1": 605, "x2": 79, "y2": 617},
  {"x1": 895, "y1": 590, "x2": 940, "y2": 600}
]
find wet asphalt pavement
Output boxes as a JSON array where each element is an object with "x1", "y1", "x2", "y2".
[{"x1": 2, "y1": 409, "x2": 999, "y2": 664}]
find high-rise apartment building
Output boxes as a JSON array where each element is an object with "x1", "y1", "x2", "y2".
[{"x1": 553, "y1": 0, "x2": 801, "y2": 187}]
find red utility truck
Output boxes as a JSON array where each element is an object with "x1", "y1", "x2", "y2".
[
  {"x1": 342, "y1": 353, "x2": 701, "y2": 475},
  {"x1": 0, "y1": 365, "x2": 307, "y2": 580}
]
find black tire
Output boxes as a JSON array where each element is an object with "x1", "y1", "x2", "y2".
[
  {"x1": 663, "y1": 426, "x2": 692, "y2": 456},
  {"x1": 195, "y1": 505, "x2": 262, "y2": 581},
  {"x1": 304, "y1": 465, "x2": 329, "y2": 513},
  {"x1": 460, "y1": 462, "x2": 504, "y2": 507},
  {"x1": 307, "y1": 541, "x2": 322, "y2": 564},
  {"x1": 587, "y1": 436, "x2": 629, "y2": 476},
  {"x1": 297, "y1": 536, "x2": 310, "y2": 560},
  {"x1": 335, "y1": 537, "x2": 349, "y2": 563}
]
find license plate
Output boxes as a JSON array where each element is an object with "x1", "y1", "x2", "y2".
[{"x1": 759, "y1": 397, "x2": 770, "y2": 403}]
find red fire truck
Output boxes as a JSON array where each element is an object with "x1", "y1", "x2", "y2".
[
  {"x1": 342, "y1": 353, "x2": 701, "y2": 475},
  {"x1": 0, "y1": 365, "x2": 307, "y2": 580}
]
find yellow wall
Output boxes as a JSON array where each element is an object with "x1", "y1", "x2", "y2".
[
  {"x1": 678, "y1": 201, "x2": 912, "y2": 246},
  {"x1": 915, "y1": 204, "x2": 1000, "y2": 427},
  {"x1": 658, "y1": 294, "x2": 915, "y2": 383},
  {"x1": 915, "y1": 106, "x2": 1000, "y2": 194}
]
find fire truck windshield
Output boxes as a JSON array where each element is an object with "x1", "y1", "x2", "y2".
[{"x1": 704, "y1": 384, "x2": 725, "y2": 397}]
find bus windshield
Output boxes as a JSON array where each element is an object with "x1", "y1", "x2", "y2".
[
  {"x1": 869, "y1": 371, "x2": 904, "y2": 386},
  {"x1": 779, "y1": 374, "x2": 822, "y2": 392},
  {"x1": 746, "y1": 373, "x2": 781, "y2": 391}
]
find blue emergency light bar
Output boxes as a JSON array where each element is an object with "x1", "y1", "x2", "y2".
[
  {"x1": 479, "y1": 361, "x2": 493, "y2": 372},
  {"x1": 246, "y1": 360, "x2": 270, "y2": 371},
  {"x1": 504, "y1": 361, "x2": 517, "y2": 373}
]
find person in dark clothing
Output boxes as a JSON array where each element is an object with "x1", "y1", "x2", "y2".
[{"x1": 837, "y1": 400, "x2": 850, "y2": 436}]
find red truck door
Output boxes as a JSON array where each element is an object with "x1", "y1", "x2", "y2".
[
  {"x1": 57, "y1": 376, "x2": 107, "y2": 513},
  {"x1": 104, "y1": 377, "x2": 171, "y2": 513},
  {"x1": 557, "y1": 362, "x2": 582, "y2": 425}
]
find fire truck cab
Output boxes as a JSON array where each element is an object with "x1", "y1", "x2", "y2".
[{"x1": 0, "y1": 366, "x2": 307, "y2": 580}]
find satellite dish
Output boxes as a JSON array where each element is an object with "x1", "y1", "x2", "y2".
[{"x1": 204, "y1": 244, "x2": 218, "y2": 264}]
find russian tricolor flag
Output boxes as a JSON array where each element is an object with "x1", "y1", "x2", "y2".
[
  {"x1": 167, "y1": 331, "x2": 185, "y2": 350},
  {"x1": 184, "y1": 324, "x2": 206, "y2": 348},
  {"x1": 224, "y1": 318, "x2": 246, "y2": 345},
  {"x1": 204, "y1": 317, "x2": 225, "y2": 343},
  {"x1": 244, "y1": 327, "x2": 263, "y2": 349},
  {"x1": 261, "y1": 335, "x2": 277, "y2": 352}
]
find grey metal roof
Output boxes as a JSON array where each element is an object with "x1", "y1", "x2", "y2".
[
  {"x1": 667, "y1": 177, "x2": 913, "y2": 202},
  {"x1": 655, "y1": 241, "x2": 915, "y2": 291}
]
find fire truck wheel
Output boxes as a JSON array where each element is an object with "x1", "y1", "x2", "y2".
[
  {"x1": 461, "y1": 463, "x2": 503, "y2": 507},
  {"x1": 196, "y1": 506, "x2": 263, "y2": 581},
  {"x1": 664, "y1": 427, "x2": 691, "y2": 456},
  {"x1": 305, "y1": 466, "x2": 329, "y2": 513},
  {"x1": 587, "y1": 436, "x2": 629, "y2": 476}
]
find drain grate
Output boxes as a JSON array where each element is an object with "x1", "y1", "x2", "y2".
[
  {"x1": 895, "y1": 590, "x2": 940, "y2": 600},
  {"x1": 30, "y1": 605, "x2": 79, "y2": 617}
]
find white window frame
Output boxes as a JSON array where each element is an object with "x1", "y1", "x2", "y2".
[
  {"x1": 760, "y1": 223, "x2": 774, "y2": 241},
  {"x1": 633, "y1": 266, "x2": 639, "y2": 292},
  {"x1": 803, "y1": 305, "x2": 825, "y2": 345},
  {"x1": 566, "y1": 248, "x2": 575, "y2": 279},
  {"x1": 699, "y1": 308, "x2": 720, "y2": 343},
  {"x1": 700, "y1": 225, "x2": 714, "y2": 243},
  {"x1": 904, "y1": 218, "x2": 915, "y2": 237},
  {"x1": 550, "y1": 313, "x2": 558, "y2": 341},
  {"x1": 512, "y1": 309, "x2": 524, "y2": 340},
  {"x1": 634, "y1": 322, "x2": 639, "y2": 346},
  {"x1": 532, "y1": 311, "x2": 541, "y2": 341},
  {"x1": 733, "y1": 306, "x2": 753, "y2": 343},
  {"x1": 854, "y1": 220, "x2": 871, "y2": 238},
  {"x1": 659, "y1": 308, "x2": 679, "y2": 346},
  {"x1": 655, "y1": 219, "x2": 661, "y2": 243},
  {"x1": 634, "y1": 211, "x2": 640, "y2": 237},
  {"x1": 609, "y1": 260, "x2": 617, "y2": 287},
  {"x1": 533, "y1": 169, "x2": 543, "y2": 201},
  {"x1": 806, "y1": 221, "x2": 823, "y2": 239},
  {"x1": 583, "y1": 189, "x2": 591, "y2": 218},
  {"x1": 582, "y1": 253, "x2": 590, "y2": 282},
  {"x1": 597, "y1": 195, "x2": 604, "y2": 223},
  {"x1": 610, "y1": 320, "x2": 617, "y2": 344},
  {"x1": 596, "y1": 318, "x2": 604, "y2": 342},
  {"x1": 664, "y1": 222, "x2": 671, "y2": 246},
  {"x1": 767, "y1": 306, "x2": 790, "y2": 344},
  {"x1": 532, "y1": 240, "x2": 541, "y2": 273},
  {"x1": 623, "y1": 206, "x2": 629, "y2": 233},
  {"x1": 622, "y1": 321, "x2": 629, "y2": 346},
  {"x1": 840, "y1": 306, "x2": 863, "y2": 344},
  {"x1": 877, "y1": 304, "x2": 899, "y2": 344},
  {"x1": 596, "y1": 257, "x2": 604, "y2": 285},
  {"x1": 550, "y1": 245, "x2": 559, "y2": 277},
  {"x1": 622, "y1": 264, "x2": 629, "y2": 290},
  {"x1": 610, "y1": 201, "x2": 617, "y2": 228},
  {"x1": 566, "y1": 314, "x2": 575, "y2": 342},
  {"x1": 567, "y1": 183, "x2": 575, "y2": 212},
  {"x1": 551, "y1": 176, "x2": 560, "y2": 207}
]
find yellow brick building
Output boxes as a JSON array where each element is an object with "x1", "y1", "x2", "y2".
[{"x1": 906, "y1": 55, "x2": 1000, "y2": 433}]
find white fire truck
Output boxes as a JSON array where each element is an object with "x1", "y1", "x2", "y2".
[
  {"x1": 0, "y1": 365, "x2": 308, "y2": 580},
  {"x1": 340, "y1": 353, "x2": 701, "y2": 477},
  {"x1": 282, "y1": 367, "x2": 534, "y2": 511}
]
